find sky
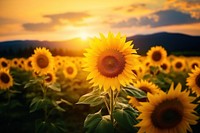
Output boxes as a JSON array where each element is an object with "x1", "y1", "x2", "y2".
[{"x1": 0, "y1": 0, "x2": 200, "y2": 41}]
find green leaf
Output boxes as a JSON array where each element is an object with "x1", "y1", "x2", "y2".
[
  {"x1": 48, "y1": 83, "x2": 61, "y2": 92},
  {"x1": 29, "y1": 97, "x2": 52, "y2": 113},
  {"x1": 35, "y1": 119, "x2": 67, "y2": 133},
  {"x1": 122, "y1": 85, "x2": 146, "y2": 98},
  {"x1": 84, "y1": 110, "x2": 114, "y2": 133},
  {"x1": 76, "y1": 88, "x2": 105, "y2": 107},
  {"x1": 113, "y1": 107, "x2": 138, "y2": 132}
]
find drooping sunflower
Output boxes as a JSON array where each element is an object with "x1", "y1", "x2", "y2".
[
  {"x1": 31, "y1": 47, "x2": 54, "y2": 75},
  {"x1": 172, "y1": 57, "x2": 186, "y2": 72},
  {"x1": 63, "y1": 61, "x2": 78, "y2": 79},
  {"x1": 0, "y1": 58, "x2": 10, "y2": 69},
  {"x1": 146, "y1": 46, "x2": 167, "y2": 66},
  {"x1": 44, "y1": 71, "x2": 56, "y2": 85},
  {"x1": 136, "y1": 83, "x2": 198, "y2": 133},
  {"x1": 128, "y1": 80, "x2": 161, "y2": 107},
  {"x1": 160, "y1": 58, "x2": 171, "y2": 73},
  {"x1": 83, "y1": 32, "x2": 140, "y2": 91},
  {"x1": 187, "y1": 66, "x2": 200, "y2": 96},
  {"x1": 0, "y1": 69, "x2": 14, "y2": 90}
]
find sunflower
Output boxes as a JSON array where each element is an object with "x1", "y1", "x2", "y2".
[
  {"x1": 188, "y1": 59, "x2": 200, "y2": 70},
  {"x1": 160, "y1": 58, "x2": 171, "y2": 73},
  {"x1": 0, "y1": 58, "x2": 10, "y2": 69},
  {"x1": 83, "y1": 32, "x2": 140, "y2": 91},
  {"x1": 63, "y1": 61, "x2": 78, "y2": 79},
  {"x1": 31, "y1": 47, "x2": 54, "y2": 75},
  {"x1": 0, "y1": 69, "x2": 14, "y2": 90},
  {"x1": 187, "y1": 66, "x2": 200, "y2": 96},
  {"x1": 146, "y1": 46, "x2": 167, "y2": 66},
  {"x1": 11, "y1": 58, "x2": 19, "y2": 68},
  {"x1": 136, "y1": 83, "x2": 198, "y2": 133},
  {"x1": 25, "y1": 57, "x2": 33, "y2": 71},
  {"x1": 128, "y1": 80, "x2": 161, "y2": 107},
  {"x1": 44, "y1": 71, "x2": 56, "y2": 85},
  {"x1": 17, "y1": 58, "x2": 26, "y2": 70},
  {"x1": 132, "y1": 64, "x2": 146, "y2": 80},
  {"x1": 172, "y1": 57, "x2": 186, "y2": 72}
]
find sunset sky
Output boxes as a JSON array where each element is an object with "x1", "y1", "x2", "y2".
[{"x1": 0, "y1": 0, "x2": 200, "y2": 41}]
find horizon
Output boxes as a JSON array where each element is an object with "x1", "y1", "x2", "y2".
[
  {"x1": 0, "y1": 0, "x2": 200, "y2": 41},
  {"x1": 0, "y1": 31, "x2": 199, "y2": 43}
]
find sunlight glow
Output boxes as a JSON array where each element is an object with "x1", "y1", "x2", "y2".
[{"x1": 80, "y1": 32, "x2": 89, "y2": 40}]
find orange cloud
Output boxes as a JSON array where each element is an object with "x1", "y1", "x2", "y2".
[
  {"x1": 164, "y1": 0, "x2": 200, "y2": 18},
  {"x1": 23, "y1": 12, "x2": 91, "y2": 31}
]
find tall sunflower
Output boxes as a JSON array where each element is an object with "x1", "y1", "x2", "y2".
[
  {"x1": 0, "y1": 69, "x2": 14, "y2": 90},
  {"x1": 147, "y1": 46, "x2": 167, "y2": 66},
  {"x1": 83, "y1": 32, "x2": 140, "y2": 91},
  {"x1": 31, "y1": 47, "x2": 54, "y2": 75},
  {"x1": 187, "y1": 66, "x2": 200, "y2": 96},
  {"x1": 25, "y1": 57, "x2": 33, "y2": 71},
  {"x1": 136, "y1": 83, "x2": 198, "y2": 133},
  {"x1": 128, "y1": 80, "x2": 161, "y2": 107},
  {"x1": 63, "y1": 61, "x2": 78, "y2": 79},
  {"x1": 11, "y1": 58, "x2": 19, "y2": 68}
]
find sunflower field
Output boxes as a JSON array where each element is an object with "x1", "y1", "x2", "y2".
[{"x1": 0, "y1": 32, "x2": 200, "y2": 133}]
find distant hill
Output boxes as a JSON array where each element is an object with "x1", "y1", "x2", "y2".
[
  {"x1": 128, "y1": 32, "x2": 200, "y2": 56},
  {"x1": 0, "y1": 32, "x2": 200, "y2": 58}
]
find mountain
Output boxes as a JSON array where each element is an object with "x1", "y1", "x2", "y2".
[
  {"x1": 127, "y1": 32, "x2": 200, "y2": 56},
  {"x1": 0, "y1": 32, "x2": 200, "y2": 58}
]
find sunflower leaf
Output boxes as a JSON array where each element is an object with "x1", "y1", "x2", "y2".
[
  {"x1": 113, "y1": 107, "x2": 138, "y2": 132},
  {"x1": 76, "y1": 88, "x2": 104, "y2": 107},
  {"x1": 29, "y1": 97, "x2": 52, "y2": 113},
  {"x1": 122, "y1": 85, "x2": 146, "y2": 98},
  {"x1": 84, "y1": 110, "x2": 114, "y2": 133}
]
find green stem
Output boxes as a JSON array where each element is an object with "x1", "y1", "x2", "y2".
[
  {"x1": 110, "y1": 89, "x2": 114, "y2": 124},
  {"x1": 42, "y1": 82, "x2": 48, "y2": 121}
]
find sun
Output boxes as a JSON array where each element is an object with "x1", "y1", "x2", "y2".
[{"x1": 80, "y1": 32, "x2": 89, "y2": 40}]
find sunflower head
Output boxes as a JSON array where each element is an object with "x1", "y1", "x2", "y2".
[
  {"x1": 172, "y1": 57, "x2": 186, "y2": 72},
  {"x1": 136, "y1": 83, "x2": 198, "y2": 133},
  {"x1": 128, "y1": 80, "x2": 161, "y2": 108},
  {"x1": 83, "y1": 32, "x2": 140, "y2": 91},
  {"x1": 147, "y1": 46, "x2": 167, "y2": 66},
  {"x1": 0, "y1": 58, "x2": 10, "y2": 69},
  {"x1": 31, "y1": 47, "x2": 54, "y2": 75},
  {"x1": 160, "y1": 59, "x2": 171, "y2": 73},
  {"x1": 187, "y1": 66, "x2": 200, "y2": 96},
  {"x1": 188, "y1": 59, "x2": 200, "y2": 70},
  {"x1": 0, "y1": 69, "x2": 14, "y2": 90},
  {"x1": 63, "y1": 61, "x2": 78, "y2": 79},
  {"x1": 44, "y1": 71, "x2": 56, "y2": 85}
]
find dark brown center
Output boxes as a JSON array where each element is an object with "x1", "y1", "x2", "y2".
[
  {"x1": 192, "y1": 63, "x2": 198, "y2": 69},
  {"x1": 161, "y1": 63, "x2": 167, "y2": 70},
  {"x1": 151, "y1": 99, "x2": 183, "y2": 129},
  {"x1": 45, "y1": 73, "x2": 53, "y2": 82},
  {"x1": 175, "y1": 62, "x2": 182, "y2": 69},
  {"x1": 195, "y1": 74, "x2": 200, "y2": 88},
  {"x1": 14, "y1": 61, "x2": 17, "y2": 65},
  {"x1": 0, "y1": 72, "x2": 10, "y2": 83},
  {"x1": 97, "y1": 49, "x2": 125, "y2": 78},
  {"x1": 152, "y1": 51, "x2": 162, "y2": 61},
  {"x1": 28, "y1": 61, "x2": 32, "y2": 67},
  {"x1": 67, "y1": 67, "x2": 74, "y2": 74},
  {"x1": 2, "y1": 61, "x2": 8, "y2": 67},
  {"x1": 36, "y1": 55, "x2": 49, "y2": 68}
]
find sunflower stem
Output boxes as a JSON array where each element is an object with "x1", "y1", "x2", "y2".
[
  {"x1": 103, "y1": 96, "x2": 110, "y2": 114},
  {"x1": 110, "y1": 89, "x2": 114, "y2": 125}
]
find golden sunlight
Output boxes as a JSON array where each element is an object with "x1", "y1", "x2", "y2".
[{"x1": 80, "y1": 32, "x2": 89, "y2": 40}]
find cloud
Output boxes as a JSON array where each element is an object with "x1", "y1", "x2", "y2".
[
  {"x1": 113, "y1": 3, "x2": 147, "y2": 12},
  {"x1": 23, "y1": 12, "x2": 90, "y2": 31},
  {"x1": 112, "y1": 9, "x2": 200, "y2": 28},
  {"x1": 164, "y1": 0, "x2": 200, "y2": 18}
]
